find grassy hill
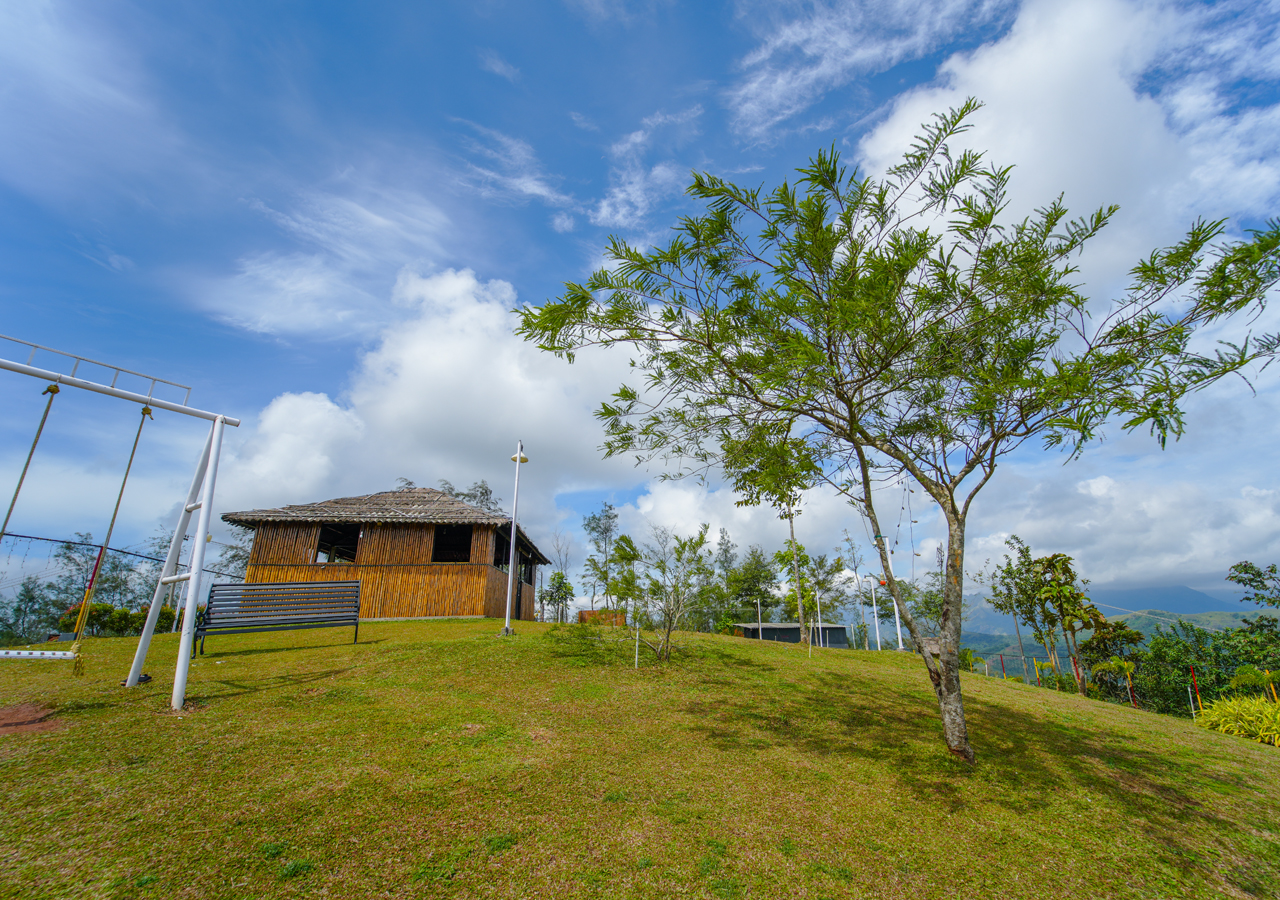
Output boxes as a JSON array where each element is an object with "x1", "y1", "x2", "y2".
[{"x1": 2, "y1": 620, "x2": 1279, "y2": 899}]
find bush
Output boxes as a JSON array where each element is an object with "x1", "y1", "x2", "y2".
[
  {"x1": 1196, "y1": 696, "x2": 1280, "y2": 747},
  {"x1": 56, "y1": 603, "x2": 175, "y2": 637}
]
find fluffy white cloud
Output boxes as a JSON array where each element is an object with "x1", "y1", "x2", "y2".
[
  {"x1": 217, "y1": 267, "x2": 646, "y2": 538},
  {"x1": 858, "y1": 0, "x2": 1280, "y2": 278}
]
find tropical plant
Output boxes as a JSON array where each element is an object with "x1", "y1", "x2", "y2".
[
  {"x1": 1092, "y1": 655, "x2": 1138, "y2": 708},
  {"x1": 1195, "y1": 696, "x2": 1280, "y2": 747},
  {"x1": 1034, "y1": 553, "x2": 1104, "y2": 695}
]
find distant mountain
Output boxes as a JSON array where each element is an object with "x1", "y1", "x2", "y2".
[{"x1": 1085, "y1": 585, "x2": 1242, "y2": 617}]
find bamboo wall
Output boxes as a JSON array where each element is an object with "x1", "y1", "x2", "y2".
[
  {"x1": 244, "y1": 522, "x2": 534, "y2": 620},
  {"x1": 247, "y1": 523, "x2": 321, "y2": 568}
]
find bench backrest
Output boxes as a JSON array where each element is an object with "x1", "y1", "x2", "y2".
[{"x1": 207, "y1": 581, "x2": 360, "y2": 625}]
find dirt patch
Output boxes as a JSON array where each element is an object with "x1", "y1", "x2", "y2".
[{"x1": 0, "y1": 703, "x2": 63, "y2": 736}]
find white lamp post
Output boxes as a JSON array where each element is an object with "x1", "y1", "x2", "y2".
[{"x1": 501, "y1": 440, "x2": 528, "y2": 636}]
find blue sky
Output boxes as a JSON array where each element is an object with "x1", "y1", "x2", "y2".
[{"x1": 2, "y1": 0, "x2": 1279, "y2": 607}]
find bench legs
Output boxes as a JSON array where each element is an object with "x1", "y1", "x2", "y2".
[{"x1": 353, "y1": 620, "x2": 359, "y2": 644}]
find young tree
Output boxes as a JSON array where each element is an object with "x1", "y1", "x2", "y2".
[
  {"x1": 609, "y1": 534, "x2": 645, "y2": 626},
  {"x1": 1035, "y1": 553, "x2": 1105, "y2": 694},
  {"x1": 725, "y1": 545, "x2": 780, "y2": 628},
  {"x1": 518, "y1": 101, "x2": 1280, "y2": 761},
  {"x1": 772, "y1": 543, "x2": 852, "y2": 640},
  {"x1": 0, "y1": 576, "x2": 60, "y2": 645},
  {"x1": 583, "y1": 502, "x2": 620, "y2": 613},
  {"x1": 985, "y1": 537, "x2": 1072, "y2": 678},
  {"x1": 538, "y1": 571, "x2": 576, "y2": 625},
  {"x1": 640, "y1": 524, "x2": 713, "y2": 662}
]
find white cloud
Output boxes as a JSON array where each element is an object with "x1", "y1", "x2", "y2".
[
  {"x1": 569, "y1": 111, "x2": 599, "y2": 131},
  {"x1": 551, "y1": 211, "x2": 576, "y2": 233},
  {"x1": 461, "y1": 123, "x2": 575, "y2": 207},
  {"x1": 194, "y1": 252, "x2": 379, "y2": 336},
  {"x1": 218, "y1": 267, "x2": 645, "y2": 538},
  {"x1": 193, "y1": 183, "x2": 450, "y2": 336},
  {"x1": 857, "y1": 0, "x2": 1280, "y2": 280},
  {"x1": 727, "y1": 0, "x2": 1015, "y2": 139},
  {"x1": 590, "y1": 162, "x2": 684, "y2": 229},
  {"x1": 0, "y1": 0, "x2": 188, "y2": 204},
  {"x1": 228, "y1": 392, "x2": 366, "y2": 503},
  {"x1": 478, "y1": 49, "x2": 521, "y2": 82},
  {"x1": 590, "y1": 105, "x2": 702, "y2": 229}
]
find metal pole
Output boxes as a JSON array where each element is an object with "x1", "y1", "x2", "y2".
[
  {"x1": 1012, "y1": 615, "x2": 1030, "y2": 683},
  {"x1": 815, "y1": 590, "x2": 824, "y2": 650},
  {"x1": 1, "y1": 385, "x2": 58, "y2": 540},
  {"x1": 0, "y1": 357, "x2": 240, "y2": 426},
  {"x1": 882, "y1": 552, "x2": 905, "y2": 651},
  {"x1": 867, "y1": 577, "x2": 882, "y2": 651},
  {"x1": 502, "y1": 440, "x2": 524, "y2": 636},
  {"x1": 126, "y1": 427, "x2": 213, "y2": 687},
  {"x1": 172, "y1": 416, "x2": 225, "y2": 710}
]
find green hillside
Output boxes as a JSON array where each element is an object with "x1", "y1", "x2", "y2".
[
  {"x1": 959, "y1": 608, "x2": 1262, "y2": 662},
  {"x1": 2, "y1": 621, "x2": 1279, "y2": 899},
  {"x1": 1111, "y1": 609, "x2": 1256, "y2": 637}
]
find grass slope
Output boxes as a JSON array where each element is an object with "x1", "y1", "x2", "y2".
[{"x1": 2, "y1": 620, "x2": 1279, "y2": 899}]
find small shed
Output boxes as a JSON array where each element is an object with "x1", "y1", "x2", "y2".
[
  {"x1": 734, "y1": 623, "x2": 851, "y2": 648},
  {"x1": 222, "y1": 487, "x2": 548, "y2": 620}
]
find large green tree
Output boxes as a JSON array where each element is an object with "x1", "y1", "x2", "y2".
[{"x1": 517, "y1": 100, "x2": 1280, "y2": 762}]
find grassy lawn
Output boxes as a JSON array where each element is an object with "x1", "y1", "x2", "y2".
[{"x1": 2, "y1": 619, "x2": 1279, "y2": 899}]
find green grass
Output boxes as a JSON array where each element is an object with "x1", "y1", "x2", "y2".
[{"x1": 2, "y1": 619, "x2": 1279, "y2": 898}]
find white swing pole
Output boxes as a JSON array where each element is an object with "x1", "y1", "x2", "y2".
[
  {"x1": 171, "y1": 416, "x2": 225, "y2": 711},
  {"x1": 125, "y1": 426, "x2": 213, "y2": 688}
]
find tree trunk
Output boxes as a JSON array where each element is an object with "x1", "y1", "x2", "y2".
[
  {"x1": 855, "y1": 449, "x2": 974, "y2": 763},
  {"x1": 935, "y1": 514, "x2": 975, "y2": 763}
]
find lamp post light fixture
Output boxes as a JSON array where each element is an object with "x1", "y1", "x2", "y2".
[{"x1": 501, "y1": 440, "x2": 528, "y2": 637}]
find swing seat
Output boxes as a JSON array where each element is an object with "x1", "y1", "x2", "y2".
[
  {"x1": 195, "y1": 581, "x2": 361, "y2": 653},
  {"x1": 2, "y1": 648, "x2": 76, "y2": 660}
]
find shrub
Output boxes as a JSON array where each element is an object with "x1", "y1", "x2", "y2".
[
  {"x1": 56, "y1": 603, "x2": 175, "y2": 637},
  {"x1": 1196, "y1": 696, "x2": 1280, "y2": 747}
]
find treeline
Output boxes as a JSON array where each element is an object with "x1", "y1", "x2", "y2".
[
  {"x1": 536, "y1": 502, "x2": 955, "y2": 656},
  {"x1": 977, "y1": 536, "x2": 1280, "y2": 718},
  {"x1": 0, "y1": 528, "x2": 251, "y2": 646}
]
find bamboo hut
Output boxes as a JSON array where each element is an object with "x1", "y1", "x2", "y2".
[{"x1": 221, "y1": 487, "x2": 548, "y2": 620}]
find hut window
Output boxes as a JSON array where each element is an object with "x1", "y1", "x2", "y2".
[
  {"x1": 316, "y1": 523, "x2": 360, "y2": 563},
  {"x1": 493, "y1": 530, "x2": 510, "y2": 570},
  {"x1": 433, "y1": 524, "x2": 473, "y2": 562}
]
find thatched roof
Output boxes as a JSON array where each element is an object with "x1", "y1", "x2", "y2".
[{"x1": 222, "y1": 487, "x2": 548, "y2": 563}]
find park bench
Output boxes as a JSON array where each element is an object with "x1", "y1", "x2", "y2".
[{"x1": 195, "y1": 581, "x2": 360, "y2": 654}]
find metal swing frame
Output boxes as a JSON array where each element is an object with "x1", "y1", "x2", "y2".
[{"x1": 0, "y1": 335, "x2": 239, "y2": 709}]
